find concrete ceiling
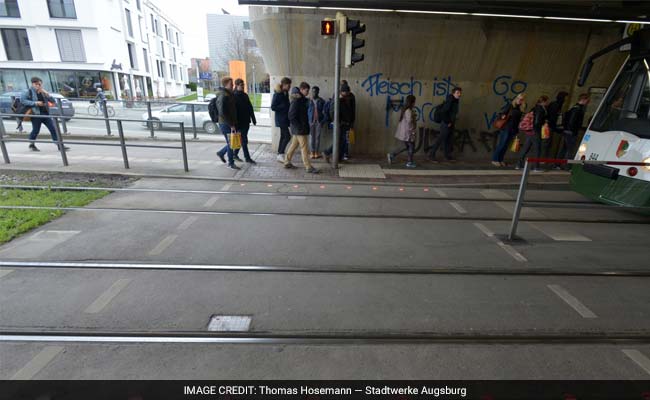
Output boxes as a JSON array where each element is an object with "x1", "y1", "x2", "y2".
[{"x1": 238, "y1": 1, "x2": 650, "y2": 22}]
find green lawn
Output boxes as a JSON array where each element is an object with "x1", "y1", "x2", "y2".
[
  {"x1": 0, "y1": 188, "x2": 109, "y2": 244},
  {"x1": 176, "y1": 92, "x2": 198, "y2": 102}
]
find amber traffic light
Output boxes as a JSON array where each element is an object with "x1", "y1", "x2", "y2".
[{"x1": 321, "y1": 20, "x2": 335, "y2": 37}]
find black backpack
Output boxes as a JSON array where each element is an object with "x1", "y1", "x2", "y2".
[
  {"x1": 11, "y1": 91, "x2": 31, "y2": 114},
  {"x1": 323, "y1": 97, "x2": 334, "y2": 125},
  {"x1": 432, "y1": 101, "x2": 445, "y2": 123},
  {"x1": 208, "y1": 96, "x2": 219, "y2": 123}
]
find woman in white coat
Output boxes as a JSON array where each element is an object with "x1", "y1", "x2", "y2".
[{"x1": 387, "y1": 95, "x2": 417, "y2": 168}]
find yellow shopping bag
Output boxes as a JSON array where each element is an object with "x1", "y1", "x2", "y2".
[
  {"x1": 230, "y1": 132, "x2": 242, "y2": 150},
  {"x1": 348, "y1": 128, "x2": 356, "y2": 145},
  {"x1": 510, "y1": 136, "x2": 521, "y2": 153},
  {"x1": 541, "y1": 123, "x2": 551, "y2": 140}
]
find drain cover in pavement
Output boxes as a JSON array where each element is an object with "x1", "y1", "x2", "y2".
[
  {"x1": 207, "y1": 315, "x2": 252, "y2": 332},
  {"x1": 338, "y1": 164, "x2": 386, "y2": 179}
]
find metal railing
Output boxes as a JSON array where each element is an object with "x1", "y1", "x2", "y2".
[
  {"x1": 0, "y1": 113, "x2": 189, "y2": 172},
  {"x1": 508, "y1": 157, "x2": 650, "y2": 240}
]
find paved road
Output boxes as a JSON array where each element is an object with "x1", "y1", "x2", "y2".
[{"x1": 1, "y1": 177, "x2": 649, "y2": 379}]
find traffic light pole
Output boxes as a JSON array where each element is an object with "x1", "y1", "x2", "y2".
[{"x1": 332, "y1": 30, "x2": 342, "y2": 170}]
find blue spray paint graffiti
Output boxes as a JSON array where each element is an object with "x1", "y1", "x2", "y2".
[
  {"x1": 483, "y1": 75, "x2": 528, "y2": 130},
  {"x1": 361, "y1": 73, "x2": 423, "y2": 98}
]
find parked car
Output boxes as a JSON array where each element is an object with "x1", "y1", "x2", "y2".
[
  {"x1": 0, "y1": 91, "x2": 75, "y2": 121},
  {"x1": 141, "y1": 102, "x2": 217, "y2": 134},
  {"x1": 204, "y1": 93, "x2": 216, "y2": 102}
]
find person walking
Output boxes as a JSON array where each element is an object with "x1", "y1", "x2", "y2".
[
  {"x1": 555, "y1": 93, "x2": 590, "y2": 169},
  {"x1": 387, "y1": 95, "x2": 418, "y2": 168},
  {"x1": 517, "y1": 95, "x2": 549, "y2": 172},
  {"x1": 491, "y1": 93, "x2": 527, "y2": 167},
  {"x1": 285, "y1": 83, "x2": 319, "y2": 174},
  {"x1": 429, "y1": 87, "x2": 462, "y2": 162},
  {"x1": 545, "y1": 91, "x2": 569, "y2": 158},
  {"x1": 22, "y1": 76, "x2": 68, "y2": 152},
  {"x1": 308, "y1": 86, "x2": 326, "y2": 159},
  {"x1": 323, "y1": 83, "x2": 355, "y2": 163},
  {"x1": 214, "y1": 77, "x2": 240, "y2": 170},
  {"x1": 271, "y1": 77, "x2": 292, "y2": 162},
  {"x1": 232, "y1": 78, "x2": 257, "y2": 164}
]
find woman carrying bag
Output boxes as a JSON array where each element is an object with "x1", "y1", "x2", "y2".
[
  {"x1": 387, "y1": 95, "x2": 418, "y2": 169},
  {"x1": 517, "y1": 95, "x2": 549, "y2": 172},
  {"x1": 491, "y1": 93, "x2": 526, "y2": 167}
]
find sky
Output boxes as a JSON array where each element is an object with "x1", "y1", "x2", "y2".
[{"x1": 153, "y1": 0, "x2": 249, "y2": 63}]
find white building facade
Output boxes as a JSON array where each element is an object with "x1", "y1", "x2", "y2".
[{"x1": 0, "y1": 0, "x2": 188, "y2": 99}]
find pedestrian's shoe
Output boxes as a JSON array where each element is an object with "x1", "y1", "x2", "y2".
[
  {"x1": 429, "y1": 158, "x2": 439, "y2": 164},
  {"x1": 324, "y1": 154, "x2": 331, "y2": 163},
  {"x1": 284, "y1": 163, "x2": 295, "y2": 169},
  {"x1": 276, "y1": 154, "x2": 285, "y2": 163},
  {"x1": 313, "y1": 152, "x2": 322, "y2": 159},
  {"x1": 245, "y1": 158, "x2": 257, "y2": 164},
  {"x1": 306, "y1": 166, "x2": 320, "y2": 174},
  {"x1": 553, "y1": 165, "x2": 562, "y2": 170},
  {"x1": 500, "y1": 162, "x2": 507, "y2": 167},
  {"x1": 342, "y1": 155, "x2": 349, "y2": 161},
  {"x1": 514, "y1": 165, "x2": 522, "y2": 170},
  {"x1": 217, "y1": 152, "x2": 226, "y2": 163},
  {"x1": 445, "y1": 158, "x2": 457, "y2": 163},
  {"x1": 405, "y1": 162, "x2": 417, "y2": 169},
  {"x1": 491, "y1": 161, "x2": 501, "y2": 167},
  {"x1": 387, "y1": 153, "x2": 394, "y2": 165},
  {"x1": 28, "y1": 144, "x2": 40, "y2": 152},
  {"x1": 532, "y1": 168, "x2": 545, "y2": 173},
  {"x1": 226, "y1": 163, "x2": 241, "y2": 170},
  {"x1": 233, "y1": 155, "x2": 243, "y2": 162}
]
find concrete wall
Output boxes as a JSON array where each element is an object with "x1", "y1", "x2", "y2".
[{"x1": 250, "y1": 7, "x2": 627, "y2": 159}]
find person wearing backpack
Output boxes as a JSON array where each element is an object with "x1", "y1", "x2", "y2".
[
  {"x1": 491, "y1": 93, "x2": 526, "y2": 167},
  {"x1": 516, "y1": 95, "x2": 549, "y2": 171},
  {"x1": 271, "y1": 77, "x2": 292, "y2": 162},
  {"x1": 232, "y1": 78, "x2": 257, "y2": 164},
  {"x1": 323, "y1": 84, "x2": 355, "y2": 164},
  {"x1": 307, "y1": 86, "x2": 325, "y2": 159},
  {"x1": 22, "y1": 76, "x2": 69, "y2": 152},
  {"x1": 555, "y1": 93, "x2": 590, "y2": 169},
  {"x1": 214, "y1": 77, "x2": 240, "y2": 170},
  {"x1": 429, "y1": 87, "x2": 462, "y2": 162},
  {"x1": 387, "y1": 95, "x2": 418, "y2": 168}
]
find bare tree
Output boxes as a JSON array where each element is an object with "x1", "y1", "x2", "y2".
[{"x1": 218, "y1": 22, "x2": 268, "y2": 84}]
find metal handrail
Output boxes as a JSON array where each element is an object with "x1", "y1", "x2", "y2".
[{"x1": 0, "y1": 113, "x2": 189, "y2": 172}]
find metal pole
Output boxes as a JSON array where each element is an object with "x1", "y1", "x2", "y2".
[
  {"x1": 102, "y1": 99, "x2": 112, "y2": 136},
  {"x1": 56, "y1": 98, "x2": 69, "y2": 135},
  {"x1": 332, "y1": 29, "x2": 342, "y2": 169},
  {"x1": 53, "y1": 117, "x2": 68, "y2": 167},
  {"x1": 508, "y1": 159, "x2": 531, "y2": 241},
  {"x1": 179, "y1": 122, "x2": 189, "y2": 172},
  {"x1": 147, "y1": 101, "x2": 155, "y2": 139},
  {"x1": 116, "y1": 120, "x2": 130, "y2": 169},
  {"x1": 0, "y1": 119, "x2": 10, "y2": 164},
  {"x1": 191, "y1": 103, "x2": 198, "y2": 140},
  {"x1": 252, "y1": 64, "x2": 256, "y2": 103}
]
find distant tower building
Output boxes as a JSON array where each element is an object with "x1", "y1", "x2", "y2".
[{"x1": 206, "y1": 13, "x2": 259, "y2": 71}]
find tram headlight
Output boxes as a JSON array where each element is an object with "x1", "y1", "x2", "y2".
[
  {"x1": 643, "y1": 157, "x2": 650, "y2": 171},
  {"x1": 578, "y1": 144, "x2": 588, "y2": 154}
]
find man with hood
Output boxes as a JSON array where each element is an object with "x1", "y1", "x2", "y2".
[
  {"x1": 285, "y1": 83, "x2": 319, "y2": 174},
  {"x1": 215, "y1": 77, "x2": 240, "y2": 170},
  {"x1": 271, "y1": 77, "x2": 292, "y2": 162},
  {"x1": 429, "y1": 87, "x2": 462, "y2": 162}
]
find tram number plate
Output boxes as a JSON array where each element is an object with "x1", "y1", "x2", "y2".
[{"x1": 588, "y1": 152, "x2": 600, "y2": 160}]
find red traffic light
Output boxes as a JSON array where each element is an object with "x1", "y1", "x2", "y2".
[{"x1": 321, "y1": 20, "x2": 335, "y2": 36}]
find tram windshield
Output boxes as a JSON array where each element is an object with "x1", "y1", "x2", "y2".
[{"x1": 590, "y1": 57, "x2": 650, "y2": 138}]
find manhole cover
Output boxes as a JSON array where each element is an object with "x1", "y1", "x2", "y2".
[{"x1": 207, "y1": 315, "x2": 252, "y2": 332}]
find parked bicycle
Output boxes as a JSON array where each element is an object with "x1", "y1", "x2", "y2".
[{"x1": 87, "y1": 100, "x2": 115, "y2": 117}]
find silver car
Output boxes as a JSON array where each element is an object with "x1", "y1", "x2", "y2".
[{"x1": 141, "y1": 102, "x2": 217, "y2": 134}]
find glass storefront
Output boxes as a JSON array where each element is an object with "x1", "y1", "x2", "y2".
[
  {"x1": 0, "y1": 69, "x2": 116, "y2": 99},
  {"x1": 118, "y1": 73, "x2": 133, "y2": 99}
]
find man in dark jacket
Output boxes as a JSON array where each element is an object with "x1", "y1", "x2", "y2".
[
  {"x1": 271, "y1": 77, "x2": 292, "y2": 162},
  {"x1": 323, "y1": 84, "x2": 355, "y2": 163},
  {"x1": 22, "y1": 76, "x2": 69, "y2": 152},
  {"x1": 340, "y1": 80, "x2": 356, "y2": 159},
  {"x1": 215, "y1": 77, "x2": 240, "y2": 170},
  {"x1": 545, "y1": 91, "x2": 569, "y2": 158},
  {"x1": 285, "y1": 83, "x2": 319, "y2": 173},
  {"x1": 429, "y1": 87, "x2": 461, "y2": 162},
  {"x1": 556, "y1": 93, "x2": 590, "y2": 168},
  {"x1": 308, "y1": 86, "x2": 325, "y2": 159},
  {"x1": 231, "y1": 78, "x2": 257, "y2": 164}
]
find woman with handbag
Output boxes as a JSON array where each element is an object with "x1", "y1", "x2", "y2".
[
  {"x1": 517, "y1": 95, "x2": 549, "y2": 172},
  {"x1": 491, "y1": 93, "x2": 526, "y2": 167},
  {"x1": 387, "y1": 95, "x2": 418, "y2": 168}
]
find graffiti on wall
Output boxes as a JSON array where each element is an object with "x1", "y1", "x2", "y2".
[{"x1": 483, "y1": 75, "x2": 528, "y2": 130}]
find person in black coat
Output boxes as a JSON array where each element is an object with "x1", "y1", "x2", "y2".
[
  {"x1": 429, "y1": 87, "x2": 462, "y2": 162},
  {"x1": 284, "y1": 83, "x2": 319, "y2": 173},
  {"x1": 517, "y1": 95, "x2": 549, "y2": 171},
  {"x1": 271, "y1": 77, "x2": 292, "y2": 161},
  {"x1": 323, "y1": 84, "x2": 356, "y2": 163},
  {"x1": 491, "y1": 93, "x2": 527, "y2": 166},
  {"x1": 231, "y1": 78, "x2": 257, "y2": 164},
  {"x1": 544, "y1": 91, "x2": 569, "y2": 158},
  {"x1": 555, "y1": 93, "x2": 590, "y2": 168}
]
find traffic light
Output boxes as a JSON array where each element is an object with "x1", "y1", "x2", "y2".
[
  {"x1": 345, "y1": 19, "x2": 365, "y2": 67},
  {"x1": 321, "y1": 19, "x2": 335, "y2": 37}
]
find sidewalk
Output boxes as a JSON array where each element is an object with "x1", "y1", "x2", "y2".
[{"x1": 0, "y1": 138, "x2": 570, "y2": 185}]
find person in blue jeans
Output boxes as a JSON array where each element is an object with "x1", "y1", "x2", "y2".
[
  {"x1": 231, "y1": 78, "x2": 257, "y2": 164},
  {"x1": 214, "y1": 77, "x2": 239, "y2": 170},
  {"x1": 491, "y1": 93, "x2": 526, "y2": 167},
  {"x1": 21, "y1": 77, "x2": 69, "y2": 152}
]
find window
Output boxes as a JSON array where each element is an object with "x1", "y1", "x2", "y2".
[
  {"x1": 160, "y1": 40, "x2": 164, "y2": 58},
  {"x1": 55, "y1": 29, "x2": 86, "y2": 62},
  {"x1": 125, "y1": 9, "x2": 133, "y2": 37},
  {"x1": 243, "y1": 21, "x2": 250, "y2": 30},
  {"x1": 173, "y1": 48, "x2": 176, "y2": 62},
  {"x1": 136, "y1": 0, "x2": 141, "y2": 11},
  {"x1": 167, "y1": 104, "x2": 188, "y2": 112},
  {"x1": 169, "y1": 64, "x2": 174, "y2": 80},
  {"x1": 176, "y1": 32, "x2": 179, "y2": 46},
  {"x1": 164, "y1": 24, "x2": 168, "y2": 40},
  {"x1": 1, "y1": 29, "x2": 32, "y2": 60},
  {"x1": 150, "y1": 14, "x2": 155, "y2": 32},
  {"x1": 143, "y1": 48, "x2": 149, "y2": 72},
  {"x1": 47, "y1": 0, "x2": 77, "y2": 18},
  {"x1": 0, "y1": 0, "x2": 20, "y2": 17},
  {"x1": 139, "y1": 16, "x2": 146, "y2": 42},
  {"x1": 156, "y1": 60, "x2": 161, "y2": 77},
  {"x1": 160, "y1": 61, "x2": 165, "y2": 78},
  {"x1": 127, "y1": 43, "x2": 138, "y2": 69}
]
